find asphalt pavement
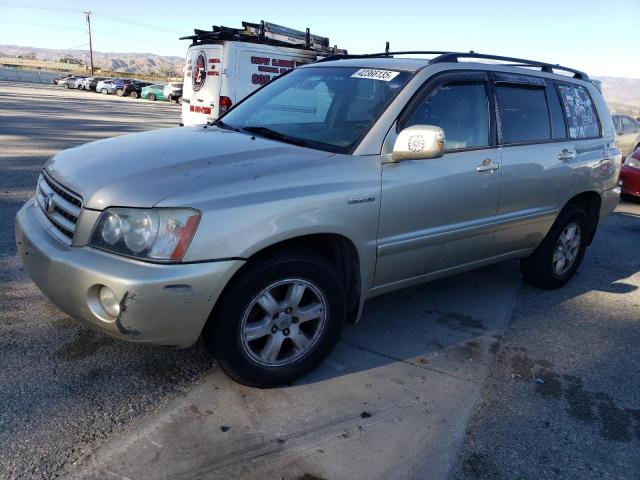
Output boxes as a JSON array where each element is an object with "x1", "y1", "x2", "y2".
[
  {"x1": 455, "y1": 199, "x2": 640, "y2": 480},
  {"x1": 0, "y1": 82, "x2": 217, "y2": 479}
]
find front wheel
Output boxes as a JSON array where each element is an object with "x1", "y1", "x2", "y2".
[
  {"x1": 101, "y1": 88, "x2": 108, "y2": 95},
  {"x1": 520, "y1": 205, "x2": 590, "y2": 289},
  {"x1": 203, "y1": 249, "x2": 347, "y2": 387},
  {"x1": 147, "y1": 93, "x2": 156, "y2": 101},
  {"x1": 130, "y1": 91, "x2": 139, "y2": 99},
  {"x1": 115, "y1": 88, "x2": 124, "y2": 97}
]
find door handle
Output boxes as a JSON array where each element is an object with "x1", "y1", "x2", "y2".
[
  {"x1": 558, "y1": 149, "x2": 576, "y2": 162},
  {"x1": 476, "y1": 159, "x2": 500, "y2": 173}
]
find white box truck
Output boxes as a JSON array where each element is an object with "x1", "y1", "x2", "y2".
[{"x1": 179, "y1": 21, "x2": 345, "y2": 126}]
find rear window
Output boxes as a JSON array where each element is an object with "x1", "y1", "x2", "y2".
[
  {"x1": 495, "y1": 85, "x2": 550, "y2": 144},
  {"x1": 556, "y1": 84, "x2": 600, "y2": 139}
]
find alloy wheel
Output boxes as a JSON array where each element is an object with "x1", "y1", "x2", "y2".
[
  {"x1": 552, "y1": 222, "x2": 581, "y2": 275},
  {"x1": 240, "y1": 278, "x2": 327, "y2": 367}
]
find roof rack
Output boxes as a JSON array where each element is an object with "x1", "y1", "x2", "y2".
[
  {"x1": 180, "y1": 20, "x2": 346, "y2": 55},
  {"x1": 316, "y1": 50, "x2": 452, "y2": 63},
  {"x1": 317, "y1": 50, "x2": 589, "y2": 80},
  {"x1": 429, "y1": 52, "x2": 589, "y2": 80}
]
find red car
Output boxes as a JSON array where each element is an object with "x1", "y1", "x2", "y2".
[{"x1": 619, "y1": 150, "x2": 640, "y2": 199}]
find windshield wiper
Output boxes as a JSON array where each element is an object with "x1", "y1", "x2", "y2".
[
  {"x1": 241, "y1": 126, "x2": 309, "y2": 147},
  {"x1": 211, "y1": 119, "x2": 241, "y2": 132}
]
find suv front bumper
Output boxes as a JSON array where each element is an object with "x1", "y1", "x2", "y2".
[{"x1": 16, "y1": 199, "x2": 244, "y2": 347}]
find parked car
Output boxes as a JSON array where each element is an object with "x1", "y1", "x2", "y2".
[
  {"x1": 16, "y1": 52, "x2": 622, "y2": 387},
  {"x1": 52, "y1": 75, "x2": 67, "y2": 85},
  {"x1": 96, "y1": 79, "x2": 117, "y2": 95},
  {"x1": 164, "y1": 82, "x2": 183, "y2": 102},
  {"x1": 112, "y1": 78, "x2": 135, "y2": 96},
  {"x1": 612, "y1": 114, "x2": 640, "y2": 158},
  {"x1": 619, "y1": 149, "x2": 640, "y2": 199},
  {"x1": 122, "y1": 81, "x2": 152, "y2": 99},
  {"x1": 58, "y1": 76, "x2": 85, "y2": 89},
  {"x1": 141, "y1": 84, "x2": 166, "y2": 101},
  {"x1": 81, "y1": 77, "x2": 108, "y2": 92}
]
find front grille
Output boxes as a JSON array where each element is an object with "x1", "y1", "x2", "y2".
[{"x1": 35, "y1": 171, "x2": 82, "y2": 245}]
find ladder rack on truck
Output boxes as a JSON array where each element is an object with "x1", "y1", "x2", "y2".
[{"x1": 180, "y1": 21, "x2": 346, "y2": 55}]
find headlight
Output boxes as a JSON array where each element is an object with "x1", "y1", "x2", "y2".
[
  {"x1": 90, "y1": 208, "x2": 201, "y2": 262},
  {"x1": 625, "y1": 156, "x2": 640, "y2": 169}
]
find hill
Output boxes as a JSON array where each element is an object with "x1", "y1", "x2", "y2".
[{"x1": 0, "y1": 44, "x2": 184, "y2": 76}]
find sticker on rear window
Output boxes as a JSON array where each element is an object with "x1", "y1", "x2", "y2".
[{"x1": 351, "y1": 69, "x2": 400, "y2": 82}]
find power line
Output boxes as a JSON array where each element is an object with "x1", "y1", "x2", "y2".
[
  {"x1": 0, "y1": 3, "x2": 182, "y2": 35},
  {"x1": 0, "y1": 19, "x2": 86, "y2": 31},
  {"x1": 91, "y1": 12, "x2": 182, "y2": 35}
]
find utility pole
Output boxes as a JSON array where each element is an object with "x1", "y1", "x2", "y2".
[{"x1": 84, "y1": 11, "x2": 94, "y2": 75}]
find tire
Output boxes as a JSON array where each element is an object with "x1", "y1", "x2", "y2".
[
  {"x1": 115, "y1": 88, "x2": 123, "y2": 97},
  {"x1": 202, "y1": 249, "x2": 347, "y2": 387},
  {"x1": 130, "y1": 91, "x2": 139, "y2": 99},
  {"x1": 101, "y1": 88, "x2": 108, "y2": 95},
  {"x1": 520, "y1": 205, "x2": 591, "y2": 289},
  {"x1": 63, "y1": 83, "x2": 69, "y2": 89},
  {"x1": 147, "y1": 93, "x2": 156, "y2": 101}
]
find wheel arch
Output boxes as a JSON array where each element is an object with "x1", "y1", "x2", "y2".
[
  {"x1": 564, "y1": 190, "x2": 602, "y2": 245},
  {"x1": 203, "y1": 233, "x2": 362, "y2": 348}
]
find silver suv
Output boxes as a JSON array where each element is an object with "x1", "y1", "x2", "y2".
[{"x1": 16, "y1": 52, "x2": 621, "y2": 387}]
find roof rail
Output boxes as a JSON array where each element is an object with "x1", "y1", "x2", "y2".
[
  {"x1": 316, "y1": 50, "x2": 589, "y2": 81},
  {"x1": 430, "y1": 52, "x2": 589, "y2": 80},
  {"x1": 316, "y1": 51, "x2": 453, "y2": 63}
]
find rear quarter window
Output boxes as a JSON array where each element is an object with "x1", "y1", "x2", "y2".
[{"x1": 556, "y1": 84, "x2": 600, "y2": 139}]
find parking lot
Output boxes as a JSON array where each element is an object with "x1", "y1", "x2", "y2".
[{"x1": 1, "y1": 81, "x2": 639, "y2": 479}]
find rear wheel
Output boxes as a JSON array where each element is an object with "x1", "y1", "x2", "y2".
[
  {"x1": 147, "y1": 93, "x2": 156, "y2": 101},
  {"x1": 202, "y1": 249, "x2": 347, "y2": 387},
  {"x1": 130, "y1": 91, "x2": 139, "y2": 99},
  {"x1": 520, "y1": 205, "x2": 590, "y2": 289},
  {"x1": 115, "y1": 88, "x2": 124, "y2": 97},
  {"x1": 101, "y1": 88, "x2": 108, "y2": 95}
]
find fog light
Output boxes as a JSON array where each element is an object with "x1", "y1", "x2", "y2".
[{"x1": 99, "y1": 286, "x2": 120, "y2": 318}]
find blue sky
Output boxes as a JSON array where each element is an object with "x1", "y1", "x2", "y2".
[{"x1": 0, "y1": 0, "x2": 638, "y2": 78}]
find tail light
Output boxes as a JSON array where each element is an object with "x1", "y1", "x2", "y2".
[{"x1": 219, "y1": 96, "x2": 232, "y2": 115}]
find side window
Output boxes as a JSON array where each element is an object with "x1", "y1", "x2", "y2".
[
  {"x1": 557, "y1": 84, "x2": 600, "y2": 139},
  {"x1": 622, "y1": 116, "x2": 640, "y2": 134},
  {"x1": 495, "y1": 85, "x2": 550, "y2": 144},
  {"x1": 404, "y1": 82, "x2": 489, "y2": 150},
  {"x1": 547, "y1": 86, "x2": 567, "y2": 139}
]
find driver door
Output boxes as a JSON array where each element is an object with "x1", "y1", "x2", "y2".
[{"x1": 374, "y1": 71, "x2": 502, "y2": 288}]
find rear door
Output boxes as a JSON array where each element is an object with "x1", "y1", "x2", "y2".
[
  {"x1": 182, "y1": 44, "x2": 224, "y2": 125},
  {"x1": 490, "y1": 76, "x2": 602, "y2": 255}
]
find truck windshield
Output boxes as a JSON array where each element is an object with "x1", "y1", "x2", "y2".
[{"x1": 219, "y1": 67, "x2": 412, "y2": 153}]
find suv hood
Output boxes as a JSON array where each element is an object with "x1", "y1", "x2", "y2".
[{"x1": 45, "y1": 126, "x2": 333, "y2": 210}]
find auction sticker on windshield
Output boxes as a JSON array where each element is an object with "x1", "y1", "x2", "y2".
[{"x1": 351, "y1": 69, "x2": 400, "y2": 81}]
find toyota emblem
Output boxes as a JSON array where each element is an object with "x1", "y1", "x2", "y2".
[{"x1": 43, "y1": 193, "x2": 55, "y2": 213}]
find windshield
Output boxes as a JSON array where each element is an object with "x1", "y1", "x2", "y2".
[{"x1": 220, "y1": 67, "x2": 412, "y2": 153}]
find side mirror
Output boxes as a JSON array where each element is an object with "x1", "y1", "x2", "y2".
[{"x1": 392, "y1": 125, "x2": 445, "y2": 162}]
